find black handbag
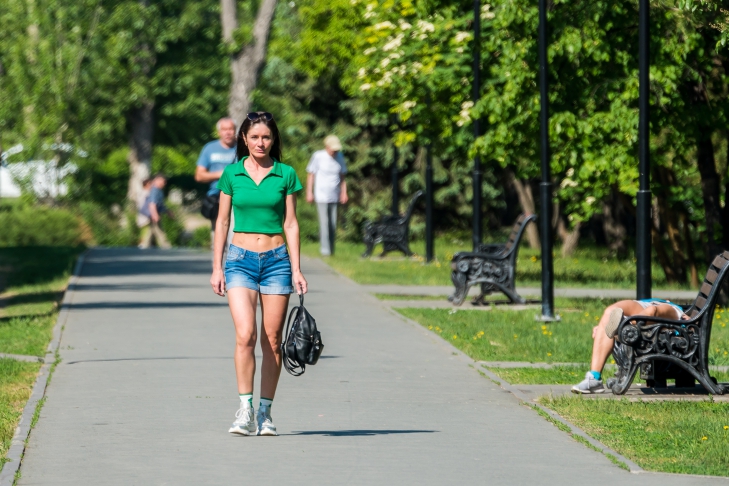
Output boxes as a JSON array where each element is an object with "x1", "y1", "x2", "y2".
[
  {"x1": 200, "y1": 193, "x2": 220, "y2": 220},
  {"x1": 281, "y1": 294, "x2": 324, "y2": 376}
]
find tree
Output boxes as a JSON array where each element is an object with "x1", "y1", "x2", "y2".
[{"x1": 222, "y1": 0, "x2": 278, "y2": 123}]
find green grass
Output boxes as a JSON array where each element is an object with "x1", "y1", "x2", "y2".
[
  {"x1": 0, "y1": 247, "x2": 81, "y2": 357},
  {"x1": 396, "y1": 298, "x2": 606, "y2": 363},
  {"x1": 540, "y1": 396, "x2": 729, "y2": 476},
  {"x1": 488, "y1": 365, "x2": 608, "y2": 384},
  {"x1": 303, "y1": 237, "x2": 693, "y2": 289},
  {"x1": 488, "y1": 366, "x2": 729, "y2": 385},
  {"x1": 396, "y1": 298, "x2": 729, "y2": 366},
  {"x1": 373, "y1": 293, "x2": 447, "y2": 301},
  {"x1": 0, "y1": 359, "x2": 42, "y2": 467}
]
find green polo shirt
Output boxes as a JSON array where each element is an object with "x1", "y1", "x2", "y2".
[{"x1": 218, "y1": 158, "x2": 303, "y2": 234}]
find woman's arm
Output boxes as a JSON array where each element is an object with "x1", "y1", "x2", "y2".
[
  {"x1": 210, "y1": 193, "x2": 232, "y2": 296},
  {"x1": 283, "y1": 193, "x2": 308, "y2": 294}
]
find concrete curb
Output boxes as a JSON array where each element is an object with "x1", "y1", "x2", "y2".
[
  {"x1": 0, "y1": 354, "x2": 43, "y2": 364},
  {"x1": 0, "y1": 251, "x2": 86, "y2": 486}
]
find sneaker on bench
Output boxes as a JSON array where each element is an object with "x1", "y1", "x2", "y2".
[
  {"x1": 571, "y1": 372, "x2": 605, "y2": 394},
  {"x1": 604, "y1": 308, "x2": 624, "y2": 339}
]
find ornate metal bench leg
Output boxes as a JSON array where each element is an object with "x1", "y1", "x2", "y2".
[
  {"x1": 501, "y1": 286, "x2": 526, "y2": 305},
  {"x1": 449, "y1": 270, "x2": 468, "y2": 306},
  {"x1": 610, "y1": 343, "x2": 636, "y2": 394},
  {"x1": 472, "y1": 284, "x2": 487, "y2": 305},
  {"x1": 362, "y1": 225, "x2": 375, "y2": 257}
]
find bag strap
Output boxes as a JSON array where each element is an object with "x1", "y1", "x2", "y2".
[{"x1": 281, "y1": 302, "x2": 305, "y2": 376}]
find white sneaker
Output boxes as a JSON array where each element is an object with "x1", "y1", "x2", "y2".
[
  {"x1": 256, "y1": 407, "x2": 278, "y2": 436},
  {"x1": 571, "y1": 372, "x2": 606, "y2": 394},
  {"x1": 605, "y1": 308, "x2": 624, "y2": 339},
  {"x1": 228, "y1": 404, "x2": 257, "y2": 436}
]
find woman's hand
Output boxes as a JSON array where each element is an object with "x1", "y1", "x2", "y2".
[
  {"x1": 293, "y1": 269, "x2": 308, "y2": 295},
  {"x1": 210, "y1": 269, "x2": 226, "y2": 296}
]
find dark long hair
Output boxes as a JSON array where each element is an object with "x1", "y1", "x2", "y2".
[{"x1": 235, "y1": 113, "x2": 283, "y2": 162}]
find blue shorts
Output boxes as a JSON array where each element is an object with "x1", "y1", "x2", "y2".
[{"x1": 224, "y1": 244, "x2": 294, "y2": 294}]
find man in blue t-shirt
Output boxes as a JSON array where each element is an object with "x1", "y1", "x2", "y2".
[{"x1": 195, "y1": 117, "x2": 237, "y2": 250}]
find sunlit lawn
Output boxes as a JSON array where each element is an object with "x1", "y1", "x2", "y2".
[
  {"x1": 0, "y1": 359, "x2": 41, "y2": 467},
  {"x1": 540, "y1": 396, "x2": 729, "y2": 476},
  {"x1": 303, "y1": 237, "x2": 691, "y2": 289},
  {"x1": 395, "y1": 299, "x2": 729, "y2": 366}
]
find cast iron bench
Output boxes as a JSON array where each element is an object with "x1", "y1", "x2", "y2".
[
  {"x1": 362, "y1": 191, "x2": 423, "y2": 257},
  {"x1": 609, "y1": 251, "x2": 729, "y2": 395},
  {"x1": 448, "y1": 213, "x2": 537, "y2": 306}
]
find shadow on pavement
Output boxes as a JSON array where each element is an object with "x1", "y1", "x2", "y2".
[
  {"x1": 285, "y1": 430, "x2": 438, "y2": 437},
  {"x1": 73, "y1": 283, "x2": 202, "y2": 292},
  {"x1": 69, "y1": 301, "x2": 227, "y2": 310},
  {"x1": 67, "y1": 355, "x2": 340, "y2": 365},
  {"x1": 82, "y1": 258, "x2": 212, "y2": 277}
]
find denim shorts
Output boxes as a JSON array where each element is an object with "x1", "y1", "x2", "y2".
[{"x1": 224, "y1": 244, "x2": 293, "y2": 294}]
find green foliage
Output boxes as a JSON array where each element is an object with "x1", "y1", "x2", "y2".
[
  {"x1": 188, "y1": 226, "x2": 212, "y2": 248},
  {"x1": 0, "y1": 205, "x2": 87, "y2": 247},
  {"x1": 0, "y1": 359, "x2": 41, "y2": 466},
  {"x1": 160, "y1": 210, "x2": 185, "y2": 247},
  {"x1": 76, "y1": 202, "x2": 138, "y2": 246}
]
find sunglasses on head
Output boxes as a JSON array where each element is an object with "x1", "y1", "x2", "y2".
[{"x1": 246, "y1": 112, "x2": 274, "y2": 122}]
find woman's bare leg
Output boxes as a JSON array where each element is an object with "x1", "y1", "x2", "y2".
[
  {"x1": 227, "y1": 287, "x2": 259, "y2": 394},
  {"x1": 590, "y1": 300, "x2": 647, "y2": 373},
  {"x1": 259, "y1": 293, "x2": 290, "y2": 400}
]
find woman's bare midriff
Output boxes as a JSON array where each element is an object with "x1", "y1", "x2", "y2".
[{"x1": 231, "y1": 232, "x2": 285, "y2": 252}]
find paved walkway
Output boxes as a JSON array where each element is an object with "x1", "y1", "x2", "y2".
[{"x1": 18, "y1": 249, "x2": 724, "y2": 484}]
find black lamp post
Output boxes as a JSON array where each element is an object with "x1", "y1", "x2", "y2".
[
  {"x1": 636, "y1": 0, "x2": 652, "y2": 299},
  {"x1": 391, "y1": 144, "x2": 399, "y2": 216},
  {"x1": 425, "y1": 115, "x2": 435, "y2": 262},
  {"x1": 472, "y1": 0, "x2": 483, "y2": 249},
  {"x1": 538, "y1": 0, "x2": 555, "y2": 320}
]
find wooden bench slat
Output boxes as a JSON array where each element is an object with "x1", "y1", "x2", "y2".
[
  {"x1": 711, "y1": 255, "x2": 729, "y2": 271},
  {"x1": 694, "y1": 296, "x2": 707, "y2": 310},
  {"x1": 705, "y1": 268, "x2": 719, "y2": 284},
  {"x1": 699, "y1": 282, "x2": 713, "y2": 298}
]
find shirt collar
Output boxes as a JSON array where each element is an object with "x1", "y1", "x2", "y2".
[{"x1": 234, "y1": 157, "x2": 283, "y2": 178}]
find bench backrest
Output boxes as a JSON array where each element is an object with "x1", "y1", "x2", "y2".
[
  {"x1": 685, "y1": 250, "x2": 729, "y2": 318},
  {"x1": 504, "y1": 213, "x2": 536, "y2": 255},
  {"x1": 400, "y1": 190, "x2": 424, "y2": 222}
]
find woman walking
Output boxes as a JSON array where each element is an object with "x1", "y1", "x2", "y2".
[{"x1": 210, "y1": 112, "x2": 307, "y2": 436}]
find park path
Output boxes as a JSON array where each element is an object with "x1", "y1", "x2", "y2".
[{"x1": 17, "y1": 248, "x2": 725, "y2": 485}]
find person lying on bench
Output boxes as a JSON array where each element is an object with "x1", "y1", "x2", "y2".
[{"x1": 571, "y1": 298, "x2": 689, "y2": 394}]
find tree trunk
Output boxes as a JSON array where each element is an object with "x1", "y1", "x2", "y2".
[
  {"x1": 697, "y1": 134, "x2": 722, "y2": 259},
  {"x1": 723, "y1": 130, "x2": 729, "y2": 250},
  {"x1": 508, "y1": 171, "x2": 540, "y2": 249},
  {"x1": 556, "y1": 217, "x2": 581, "y2": 257},
  {"x1": 126, "y1": 0, "x2": 155, "y2": 208},
  {"x1": 222, "y1": 0, "x2": 278, "y2": 124},
  {"x1": 601, "y1": 187, "x2": 627, "y2": 257},
  {"x1": 654, "y1": 167, "x2": 688, "y2": 284},
  {"x1": 127, "y1": 102, "x2": 154, "y2": 208},
  {"x1": 681, "y1": 213, "x2": 700, "y2": 288}
]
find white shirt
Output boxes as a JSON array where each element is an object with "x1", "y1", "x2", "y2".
[{"x1": 306, "y1": 150, "x2": 347, "y2": 203}]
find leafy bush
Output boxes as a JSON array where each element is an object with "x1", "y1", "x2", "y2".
[
  {"x1": 0, "y1": 205, "x2": 89, "y2": 247},
  {"x1": 76, "y1": 202, "x2": 138, "y2": 246},
  {"x1": 160, "y1": 210, "x2": 186, "y2": 247},
  {"x1": 297, "y1": 200, "x2": 320, "y2": 243},
  {"x1": 188, "y1": 226, "x2": 211, "y2": 248}
]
